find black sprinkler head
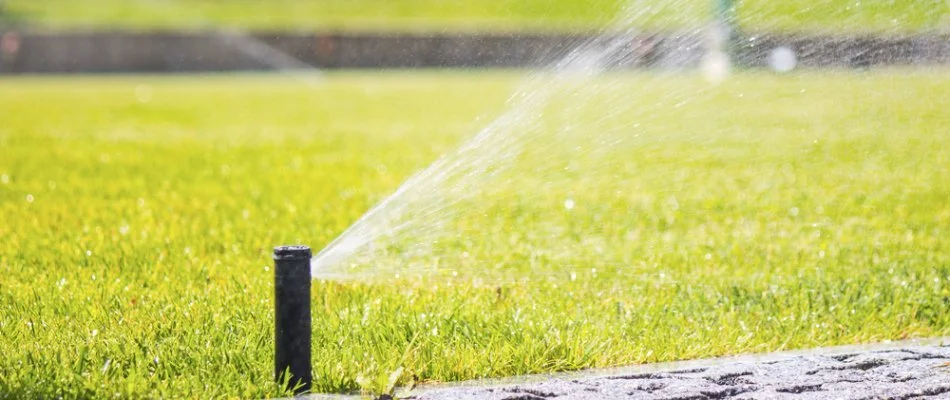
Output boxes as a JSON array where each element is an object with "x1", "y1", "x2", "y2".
[{"x1": 273, "y1": 245, "x2": 312, "y2": 394}]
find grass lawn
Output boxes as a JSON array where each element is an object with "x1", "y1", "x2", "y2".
[
  {"x1": 1, "y1": 70, "x2": 949, "y2": 398},
  {"x1": 2, "y1": 0, "x2": 948, "y2": 33}
]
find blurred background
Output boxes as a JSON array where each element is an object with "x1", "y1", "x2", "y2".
[{"x1": 1, "y1": 0, "x2": 948, "y2": 74}]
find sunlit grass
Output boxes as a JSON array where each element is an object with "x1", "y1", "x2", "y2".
[
  {"x1": 3, "y1": 0, "x2": 948, "y2": 33},
  {"x1": 0, "y1": 71, "x2": 948, "y2": 398}
]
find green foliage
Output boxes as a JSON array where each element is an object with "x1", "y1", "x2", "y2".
[{"x1": 0, "y1": 71, "x2": 948, "y2": 398}]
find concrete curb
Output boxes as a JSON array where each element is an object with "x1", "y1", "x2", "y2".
[{"x1": 402, "y1": 337, "x2": 950, "y2": 400}]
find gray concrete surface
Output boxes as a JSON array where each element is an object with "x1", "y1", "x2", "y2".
[{"x1": 405, "y1": 338, "x2": 950, "y2": 400}]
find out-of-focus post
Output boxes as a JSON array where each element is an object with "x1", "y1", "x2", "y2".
[{"x1": 715, "y1": 0, "x2": 739, "y2": 64}]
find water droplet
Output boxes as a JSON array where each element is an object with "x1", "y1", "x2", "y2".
[
  {"x1": 702, "y1": 50, "x2": 730, "y2": 84},
  {"x1": 769, "y1": 46, "x2": 797, "y2": 73},
  {"x1": 25, "y1": 194, "x2": 34, "y2": 203},
  {"x1": 85, "y1": 250, "x2": 92, "y2": 256},
  {"x1": 564, "y1": 198, "x2": 575, "y2": 210}
]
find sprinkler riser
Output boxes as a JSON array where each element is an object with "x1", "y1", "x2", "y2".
[{"x1": 274, "y1": 245, "x2": 312, "y2": 394}]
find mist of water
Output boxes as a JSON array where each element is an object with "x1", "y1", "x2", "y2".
[{"x1": 308, "y1": 1, "x2": 735, "y2": 281}]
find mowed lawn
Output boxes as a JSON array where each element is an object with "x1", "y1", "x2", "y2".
[
  {"x1": 4, "y1": 0, "x2": 948, "y2": 33},
  {"x1": 1, "y1": 71, "x2": 949, "y2": 398}
]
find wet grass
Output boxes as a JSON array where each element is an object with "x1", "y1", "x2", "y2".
[
  {"x1": 4, "y1": 0, "x2": 948, "y2": 33},
  {"x1": 0, "y1": 70, "x2": 949, "y2": 398}
]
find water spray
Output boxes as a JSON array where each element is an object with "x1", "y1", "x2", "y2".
[
  {"x1": 273, "y1": 245, "x2": 313, "y2": 394},
  {"x1": 703, "y1": 0, "x2": 739, "y2": 82}
]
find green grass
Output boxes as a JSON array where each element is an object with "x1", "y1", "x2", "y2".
[
  {"x1": 1, "y1": 71, "x2": 949, "y2": 398},
  {"x1": 3, "y1": 0, "x2": 949, "y2": 33}
]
